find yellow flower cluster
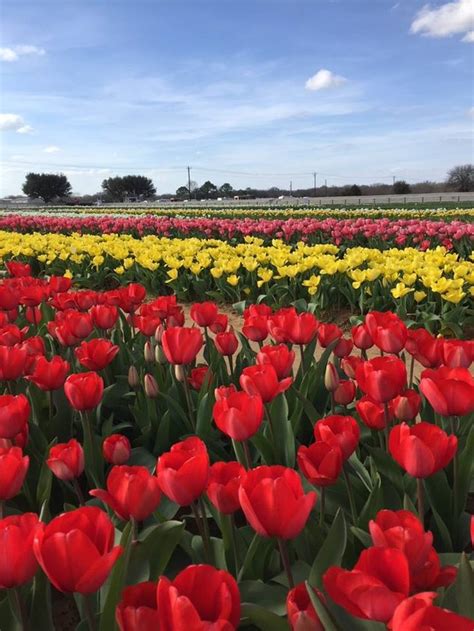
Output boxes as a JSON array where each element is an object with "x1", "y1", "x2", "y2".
[{"x1": 0, "y1": 231, "x2": 472, "y2": 306}]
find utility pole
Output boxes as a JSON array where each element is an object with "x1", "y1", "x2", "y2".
[
  {"x1": 392, "y1": 175, "x2": 396, "y2": 186},
  {"x1": 324, "y1": 179, "x2": 327, "y2": 187},
  {"x1": 289, "y1": 180, "x2": 293, "y2": 196},
  {"x1": 187, "y1": 166, "x2": 192, "y2": 199},
  {"x1": 313, "y1": 172, "x2": 317, "y2": 191}
]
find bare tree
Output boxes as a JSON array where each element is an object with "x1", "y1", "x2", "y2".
[{"x1": 447, "y1": 164, "x2": 473, "y2": 192}]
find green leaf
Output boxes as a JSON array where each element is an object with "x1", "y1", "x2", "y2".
[
  {"x1": 455, "y1": 553, "x2": 474, "y2": 619},
  {"x1": 99, "y1": 521, "x2": 133, "y2": 631},
  {"x1": 348, "y1": 453, "x2": 373, "y2": 493},
  {"x1": 135, "y1": 520, "x2": 185, "y2": 582},
  {"x1": 239, "y1": 581, "x2": 287, "y2": 615},
  {"x1": 357, "y1": 474, "x2": 383, "y2": 530},
  {"x1": 309, "y1": 508, "x2": 347, "y2": 589},
  {"x1": 350, "y1": 526, "x2": 372, "y2": 548},
  {"x1": 305, "y1": 582, "x2": 342, "y2": 631},
  {"x1": 456, "y1": 424, "x2": 474, "y2": 516},
  {"x1": 196, "y1": 392, "x2": 214, "y2": 437},
  {"x1": 429, "y1": 504, "x2": 454, "y2": 552},
  {"x1": 240, "y1": 603, "x2": 289, "y2": 631},
  {"x1": 269, "y1": 394, "x2": 295, "y2": 467}
]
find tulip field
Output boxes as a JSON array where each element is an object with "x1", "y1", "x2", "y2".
[{"x1": 0, "y1": 206, "x2": 472, "y2": 630}]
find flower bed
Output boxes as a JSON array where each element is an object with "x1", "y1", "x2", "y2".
[
  {"x1": 0, "y1": 231, "x2": 472, "y2": 331},
  {"x1": 0, "y1": 213, "x2": 472, "y2": 254},
  {"x1": 0, "y1": 263, "x2": 473, "y2": 630}
]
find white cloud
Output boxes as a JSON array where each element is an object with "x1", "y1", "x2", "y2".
[
  {"x1": 0, "y1": 114, "x2": 33, "y2": 133},
  {"x1": 0, "y1": 45, "x2": 45, "y2": 62},
  {"x1": 411, "y1": 0, "x2": 474, "y2": 40},
  {"x1": 44, "y1": 145, "x2": 61, "y2": 153},
  {"x1": 468, "y1": 106, "x2": 474, "y2": 118},
  {"x1": 305, "y1": 69, "x2": 347, "y2": 91}
]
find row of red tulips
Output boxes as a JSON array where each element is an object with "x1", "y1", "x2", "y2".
[
  {"x1": 0, "y1": 214, "x2": 473, "y2": 253},
  {"x1": 0, "y1": 262, "x2": 472, "y2": 630}
]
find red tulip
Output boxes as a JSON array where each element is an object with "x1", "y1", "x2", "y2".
[
  {"x1": 0, "y1": 345, "x2": 27, "y2": 380},
  {"x1": 157, "y1": 564, "x2": 240, "y2": 631},
  {"x1": 341, "y1": 355, "x2": 363, "y2": 379},
  {"x1": 49, "y1": 275, "x2": 72, "y2": 294},
  {"x1": 334, "y1": 337, "x2": 354, "y2": 358},
  {"x1": 392, "y1": 390, "x2": 421, "y2": 422},
  {"x1": 267, "y1": 308, "x2": 297, "y2": 343},
  {"x1": 257, "y1": 344, "x2": 295, "y2": 379},
  {"x1": 209, "y1": 313, "x2": 228, "y2": 334},
  {"x1": 132, "y1": 314, "x2": 162, "y2": 337},
  {"x1": 287, "y1": 583, "x2": 324, "y2": 631},
  {"x1": 323, "y1": 547, "x2": 410, "y2": 622},
  {"x1": 391, "y1": 592, "x2": 474, "y2": 631},
  {"x1": 74, "y1": 290, "x2": 98, "y2": 311},
  {"x1": 369, "y1": 510, "x2": 433, "y2": 574},
  {"x1": 420, "y1": 366, "x2": 474, "y2": 417},
  {"x1": 244, "y1": 304, "x2": 272, "y2": 318},
  {"x1": 351, "y1": 324, "x2": 374, "y2": 350},
  {"x1": 213, "y1": 390, "x2": 264, "y2": 440},
  {"x1": 103, "y1": 434, "x2": 131, "y2": 465},
  {"x1": 405, "y1": 329, "x2": 442, "y2": 368},
  {"x1": 287, "y1": 312, "x2": 319, "y2": 345},
  {"x1": 441, "y1": 339, "x2": 474, "y2": 369},
  {"x1": 47, "y1": 439, "x2": 84, "y2": 481},
  {"x1": 356, "y1": 356, "x2": 407, "y2": 403},
  {"x1": 6, "y1": 261, "x2": 31, "y2": 277},
  {"x1": 157, "y1": 436, "x2": 209, "y2": 506},
  {"x1": 91, "y1": 465, "x2": 161, "y2": 522},
  {"x1": 75, "y1": 338, "x2": 119, "y2": 371},
  {"x1": 333, "y1": 380, "x2": 356, "y2": 405},
  {"x1": 0, "y1": 446, "x2": 29, "y2": 500},
  {"x1": 143, "y1": 373, "x2": 159, "y2": 398},
  {"x1": 240, "y1": 364, "x2": 292, "y2": 403},
  {"x1": 214, "y1": 384, "x2": 237, "y2": 401},
  {"x1": 239, "y1": 465, "x2": 316, "y2": 539},
  {"x1": 214, "y1": 330, "x2": 239, "y2": 356},
  {"x1": 188, "y1": 366, "x2": 212, "y2": 391},
  {"x1": 242, "y1": 315, "x2": 268, "y2": 342},
  {"x1": 313, "y1": 415, "x2": 360, "y2": 460},
  {"x1": 324, "y1": 362, "x2": 339, "y2": 392},
  {"x1": 90, "y1": 304, "x2": 119, "y2": 330},
  {"x1": 0, "y1": 394, "x2": 30, "y2": 438},
  {"x1": 64, "y1": 310, "x2": 94, "y2": 340},
  {"x1": 317, "y1": 323, "x2": 342, "y2": 347},
  {"x1": 0, "y1": 324, "x2": 23, "y2": 346},
  {"x1": 190, "y1": 301, "x2": 219, "y2": 327},
  {"x1": 410, "y1": 546, "x2": 457, "y2": 592},
  {"x1": 27, "y1": 355, "x2": 70, "y2": 391},
  {"x1": 0, "y1": 513, "x2": 40, "y2": 588},
  {"x1": 389, "y1": 422, "x2": 457, "y2": 478},
  {"x1": 356, "y1": 395, "x2": 392, "y2": 430},
  {"x1": 161, "y1": 327, "x2": 203, "y2": 365},
  {"x1": 0, "y1": 286, "x2": 19, "y2": 311},
  {"x1": 20, "y1": 285, "x2": 45, "y2": 307},
  {"x1": 33, "y1": 506, "x2": 122, "y2": 593},
  {"x1": 116, "y1": 581, "x2": 160, "y2": 631},
  {"x1": 298, "y1": 441, "x2": 343, "y2": 487},
  {"x1": 64, "y1": 372, "x2": 104, "y2": 411},
  {"x1": 148, "y1": 295, "x2": 178, "y2": 319},
  {"x1": 118, "y1": 283, "x2": 146, "y2": 312},
  {"x1": 206, "y1": 461, "x2": 245, "y2": 514},
  {"x1": 365, "y1": 311, "x2": 407, "y2": 354}
]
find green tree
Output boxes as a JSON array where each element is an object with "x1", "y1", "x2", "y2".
[
  {"x1": 176, "y1": 186, "x2": 190, "y2": 199},
  {"x1": 101, "y1": 175, "x2": 156, "y2": 201},
  {"x1": 447, "y1": 164, "x2": 473, "y2": 192},
  {"x1": 219, "y1": 182, "x2": 233, "y2": 196},
  {"x1": 22, "y1": 172, "x2": 72, "y2": 203},
  {"x1": 393, "y1": 180, "x2": 411, "y2": 194},
  {"x1": 198, "y1": 180, "x2": 218, "y2": 199}
]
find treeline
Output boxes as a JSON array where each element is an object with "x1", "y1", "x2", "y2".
[{"x1": 9, "y1": 165, "x2": 474, "y2": 204}]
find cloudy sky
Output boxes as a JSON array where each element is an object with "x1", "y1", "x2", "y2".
[{"x1": 1, "y1": 0, "x2": 473, "y2": 195}]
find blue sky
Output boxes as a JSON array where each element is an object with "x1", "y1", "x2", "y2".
[{"x1": 1, "y1": 0, "x2": 473, "y2": 195}]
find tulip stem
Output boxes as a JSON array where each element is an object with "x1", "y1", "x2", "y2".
[
  {"x1": 182, "y1": 371, "x2": 196, "y2": 431},
  {"x1": 383, "y1": 403, "x2": 391, "y2": 453},
  {"x1": 299, "y1": 345, "x2": 305, "y2": 375},
  {"x1": 417, "y1": 478, "x2": 424, "y2": 523},
  {"x1": 48, "y1": 390, "x2": 54, "y2": 426},
  {"x1": 343, "y1": 467, "x2": 357, "y2": 524},
  {"x1": 198, "y1": 497, "x2": 213, "y2": 564},
  {"x1": 319, "y1": 488, "x2": 326, "y2": 527},
  {"x1": 227, "y1": 355, "x2": 235, "y2": 381},
  {"x1": 12, "y1": 588, "x2": 28, "y2": 631},
  {"x1": 72, "y1": 478, "x2": 85, "y2": 506},
  {"x1": 81, "y1": 594, "x2": 97, "y2": 631},
  {"x1": 243, "y1": 440, "x2": 252, "y2": 470},
  {"x1": 81, "y1": 412, "x2": 97, "y2": 484},
  {"x1": 277, "y1": 539, "x2": 294, "y2": 589},
  {"x1": 408, "y1": 356, "x2": 415, "y2": 388},
  {"x1": 450, "y1": 416, "x2": 459, "y2": 515},
  {"x1": 192, "y1": 501, "x2": 211, "y2": 564},
  {"x1": 0, "y1": 500, "x2": 4, "y2": 519},
  {"x1": 229, "y1": 514, "x2": 240, "y2": 577}
]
